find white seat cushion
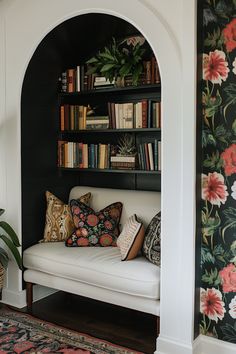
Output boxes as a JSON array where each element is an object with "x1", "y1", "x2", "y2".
[{"x1": 23, "y1": 243, "x2": 160, "y2": 300}]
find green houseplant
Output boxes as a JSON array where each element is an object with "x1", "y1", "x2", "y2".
[
  {"x1": 86, "y1": 37, "x2": 146, "y2": 86},
  {"x1": 0, "y1": 208, "x2": 22, "y2": 294}
]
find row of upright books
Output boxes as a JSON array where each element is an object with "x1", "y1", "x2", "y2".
[
  {"x1": 57, "y1": 140, "x2": 161, "y2": 171},
  {"x1": 60, "y1": 56, "x2": 160, "y2": 93},
  {"x1": 60, "y1": 100, "x2": 161, "y2": 131},
  {"x1": 108, "y1": 100, "x2": 161, "y2": 129},
  {"x1": 138, "y1": 141, "x2": 161, "y2": 171}
]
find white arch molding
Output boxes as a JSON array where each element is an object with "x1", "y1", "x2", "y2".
[{"x1": 2, "y1": 1, "x2": 196, "y2": 353}]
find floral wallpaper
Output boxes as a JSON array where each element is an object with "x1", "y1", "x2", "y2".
[{"x1": 200, "y1": 0, "x2": 236, "y2": 342}]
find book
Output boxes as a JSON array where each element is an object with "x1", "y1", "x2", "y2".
[
  {"x1": 76, "y1": 65, "x2": 80, "y2": 92},
  {"x1": 67, "y1": 68, "x2": 75, "y2": 93},
  {"x1": 123, "y1": 103, "x2": 134, "y2": 129},
  {"x1": 148, "y1": 143, "x2": 154, "y2": 170},
  {"x1": 142, "y1": 100, "x2": 148, "y2": 128},
  {"x1": 134, "y1": 102, "x2": 142, "y2": 128}
]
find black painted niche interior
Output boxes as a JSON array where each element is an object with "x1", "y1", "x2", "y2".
[{"x1": 21, "y1": 13, "x2": 145, "y2": 250}]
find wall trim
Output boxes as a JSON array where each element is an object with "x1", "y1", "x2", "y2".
[
  {"x1": 198, "y1": 334, "x2": 236, "y2": 354},
  {"x1": 2, "y1": 285, "x2": 57, "y2": 308},
  {"x1": 156, "y1": 335, "x2": 195, "y2": 354}
]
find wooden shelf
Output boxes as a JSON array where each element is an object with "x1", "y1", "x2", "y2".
[
  {"x1": 59, "y1": 83, "x2": 161, "y2": 97},
  {"x1": 59, "y1": 167, "x2": 161, "y2": 174},
  {"x1": 59, "y1": 128, "x2": 161, "y2": 134}
]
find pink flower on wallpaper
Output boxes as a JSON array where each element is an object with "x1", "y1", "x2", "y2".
[
  {"x1": 223, "y1": 18, "x2": 236, "y2": 52},
  {"x1": 202, "y1": 172, "x2": 228, "y2": 206},
  {"x1": 221, "y1": 144, "x2": 236, "y2": 176},
  {"x1": 203, "y1": 50, "x2": 229, "y2": 84},
  {"x1": 229, "y1": 296, "x2": 236, "y2": 319},
  {"x1": 219, "y1": 263, "x2": 236, "y2": 293},
  {"x1": 200, "y1": 288, "x2": 226, "y2": 322}
]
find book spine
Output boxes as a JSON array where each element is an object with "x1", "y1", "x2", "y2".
[
  {"x1": 142, "y1": 100, "x2": 148, "y2": 128},
  {"x1": 148, "y1": 142, "x2": 154, "y2": 171},
  {"x1": 60, "y1": 106, "x2": 65, "y2": 131}
]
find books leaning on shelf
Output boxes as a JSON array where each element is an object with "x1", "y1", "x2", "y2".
[
  {"x1": 138, "y1": 140, "x2": 161, "y2": 171},
  {"x1": 108, "y1": 100, "x2": 161, "y2": 129},
  {"x1": 60, "y1": 105, "x2": 110, "y2": 131}
]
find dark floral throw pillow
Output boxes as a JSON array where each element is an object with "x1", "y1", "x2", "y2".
[
  {"x1": 65, "y1": 200, "x2": 123, "y2": 247},
  {"x1": 142, "y1": 211, "x2": 161, "y2": 266}
]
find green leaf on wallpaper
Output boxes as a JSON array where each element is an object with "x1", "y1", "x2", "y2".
[
  {"x1": 202, "y1": 130, "x2": 216, "y2": 147},
  {"x1": 214, "y1": 124, "x2": 231, "y2": 145},
  {"x1": 203, "y1": 89, "x2": 222, "y2": 118},
  {"x1": 230, "y1": 240, "x2": 236, "y2": 256},
  {"x1": 212, "y1": 244, "x2": 232, "y2": 266},
  {"x1": 233, "y1": 0, "x2": 236, "y2": 8},
  {"x1": 223, "y1": 84, "x2": 236, "y2": 118},
  {"x1": 204, "y1": 28, "x2": 224, "y2": 49},
  {"x1": 223, "y1": 207, "x2": 236, "y2": 225},
  {"x1": 202, "y1": 210, "x2": 221, "y2": 239},
  {"x1": 201, "y1": 244, "x2": 215, "y2": 265},
  {"x1": 203, "y1": 151, "x2": 223, "y2": 170},
  {"x1": 202, "y1": 268, "x2": 221, "y2": 286},
  {"x1": 232, "y1": 119, "x2": 236, "y2": 135},
  {"x1": 221, "y1": 323, "x2": 236, "y2": 343}
]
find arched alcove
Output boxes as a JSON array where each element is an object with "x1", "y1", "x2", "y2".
[{"x1": 21, "y1": 13, "x2": 161, "y2": 250}]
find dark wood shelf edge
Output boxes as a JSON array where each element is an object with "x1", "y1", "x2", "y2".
[
  {"x1": 58, "y1": 167, "x2": 161, "y2": 174},
  {"x1": 59, "y1": 128, "x2": 161, "y2": 134},
  {"x1": 59, "y1": 83, "x2": 161, "y2": 97}
]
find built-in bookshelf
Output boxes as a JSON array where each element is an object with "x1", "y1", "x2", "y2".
[{"x1": 58, "y1": 81, "x2": 161, "y2": 190}]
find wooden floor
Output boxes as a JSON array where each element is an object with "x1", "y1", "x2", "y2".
[{"x1": 22, "y1": 291, "x2": 157, "y2": 353}]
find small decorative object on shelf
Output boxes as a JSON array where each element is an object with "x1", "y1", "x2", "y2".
[{"x1": 111, "y1": 134, "x2": 136, "y2": 170}]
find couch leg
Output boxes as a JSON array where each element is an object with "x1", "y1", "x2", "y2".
[
  {"x1": 157, "y1": 316, "x2": 160, "y2": 335},
  {"x1": 26, "y1": 282, "x2": 33, "y2": 313}
]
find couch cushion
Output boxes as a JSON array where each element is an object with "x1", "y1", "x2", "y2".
[
  {"x1": 66, "y1": 201, "x2": 122, "y2": 247},
  {"x1": 23, "y1": 243, "x2": 160, "y2": 300}
]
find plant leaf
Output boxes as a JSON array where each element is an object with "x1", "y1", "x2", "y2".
[
  {"x1": 0, "y1": 221, "x2": 20, "y2": 247},
  {"x1": 100, "y1": 63, "x2": 116, "y2": 72},
  {"x1": 0, "y1": 234, "x2": 22, "y2": 270}
]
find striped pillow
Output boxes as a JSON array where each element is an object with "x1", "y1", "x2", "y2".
[{"x1": 117, "y1": 214, "x2": 145, "y2": 261}]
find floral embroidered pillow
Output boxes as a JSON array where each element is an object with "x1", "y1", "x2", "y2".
[
  {"x1": 42, "y1": 191, "x2": 91, "y2": 242},
  {"x1": 65, "y1": 200, "x2": 123, "y2": 247}
]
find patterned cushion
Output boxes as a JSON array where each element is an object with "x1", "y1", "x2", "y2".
[
  {"x1": 142, "y1": 211, "x2": 161, "y2": 266},
  {"x1": 117, "y1": 214, "x2": 145, "y2": 261},
  {"x1": 65, "y1": 201, "x2": 123, "y2": 247},
  {"x1": 42, "y1": 191, "x2": 91, "y2": 242}
]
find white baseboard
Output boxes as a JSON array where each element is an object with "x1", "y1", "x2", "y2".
[
  {"x1": 197, "y1": 334, "x2": 236, "y2": 354},
  {"x1": 1, "y1": 285, "x2": 57, "y2": 308},
  {"x1": 156, "y1": 335, "x2": 195, "y2": 354},
  {"x1": 155, "y1": 334, "x2": 236, "y2": 354}
]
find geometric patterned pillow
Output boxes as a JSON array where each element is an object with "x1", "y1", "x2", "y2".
[
  {"x1": 117, "y1": 214, "x2": 145, "y2": 261},
  {"x1": 42, "y1": 191, "x2": 91, "y2": 243},
  {"x1": 65, "y1": 200, "x2": 123, "y2": 247},
  {"x1": 142, "y1": 211, "x2": 161, "y2": 266}
]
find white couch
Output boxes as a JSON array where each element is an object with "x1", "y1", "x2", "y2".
[{"x1": 23, "y1": 186, "x2": 161, "y2": 317}]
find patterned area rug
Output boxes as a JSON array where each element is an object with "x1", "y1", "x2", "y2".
[{"x1": 0, "y1": 307, "x2": 143, "y2": 354}]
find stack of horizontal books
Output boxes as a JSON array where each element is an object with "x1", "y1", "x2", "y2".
[
  {"x1": 110, "y1": 155, "x2": 136, "y2": 169},
  {"x1": 86, "y1": 116, "x2": 109, "y2": 129}
]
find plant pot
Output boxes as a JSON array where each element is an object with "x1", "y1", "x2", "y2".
[
  {"x1": 0, "y1": 265, "x2": 5, "y2": 299},
  {"x1": 115, "y1": 77, "x2": 125, "y2": 88}
]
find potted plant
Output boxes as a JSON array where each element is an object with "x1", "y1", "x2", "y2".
[
  {"x1": 86, "y1": 36, "x2": 146, "y2": 86},
  {"x1": 0, "y1": 208, "x2": 22, "y2": 296}
]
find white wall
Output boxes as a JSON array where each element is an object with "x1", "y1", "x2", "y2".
[{"x1": 0, "y1": 0, "x2": 198, "y2": 353}]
